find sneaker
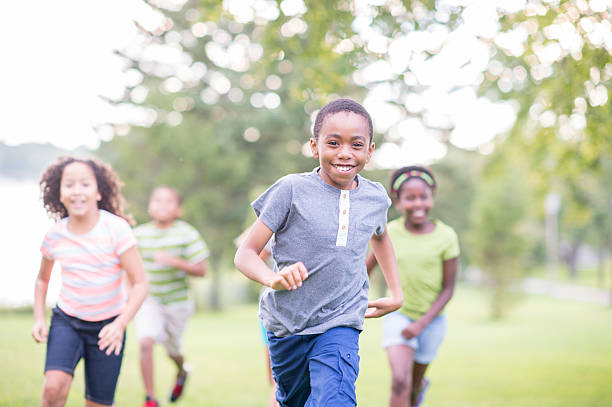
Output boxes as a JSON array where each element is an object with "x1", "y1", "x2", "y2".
[
  {"x1": 143, "y1": 396, "x2": 159, "y2": 407},
  {"x1": 414, "y1": 378, "x2": 430, "y2": 407},
  {"x1": 169, "y1": 363, "x2": 191, "y2": 402}
]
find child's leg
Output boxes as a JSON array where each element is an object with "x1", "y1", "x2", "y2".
[
  {"x1": 139, "y1": 337, "x2": 156, "y2": 398},
  {"x1": 42, "y1": 308, "x2": 84, "y2": 407},
  {"x1": 164, "y1": 301, "x2": 194, "y2": 402},
  {"x1": 410, "y1": 362, "x2": 429, "y2": 406},
  {"x1": 134, "y1": 297, "x2": 166, "y2": 400},
  {"x1": 307, "y1": 327, "x2": 360, "y2": 407},
  {"x1": 387, "y1": 345, "x2": 416, "y2": 407},
  {"x1": 82, "y1": 318, "x2": 125, "y2": 406},
  {"x1": 168, "y1": 352, "x2": 186, "y2": 375},
  {"x1": 41, "y1": 370, "x2": 73, "y2": 407},
  {"x1": 381, "y1": 312, "x2": 420, "y2": 407},
  {"x1": 267, "y1": 332, "x2": 312, "y2": 407},
  {"x1": 163, "y1": 301, "x2": 194, "y2": 376},
  {"x1": 264, "y1": 346, "x2": 279, "y2": 407},
  {"x1": 85, "y1": 400, "x2": 116, "y2": 407},
  {"x1": 410, "y1": 314, "x2": 447, "y2": 406}
]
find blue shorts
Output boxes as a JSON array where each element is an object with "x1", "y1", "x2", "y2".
[
  {"x1": 45, "y1": 307, "x2": 125, "y2": 406},
  {"x1": 382, "y1": 312, "x2": 447, "y2": 364},
  {"x1": 267, "y1": 326, "x2": 360, "y2": 407}
]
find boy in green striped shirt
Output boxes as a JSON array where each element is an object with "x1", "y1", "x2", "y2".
[{"x1": 133, "y1": 186, "x2": 209, "y2": 407}]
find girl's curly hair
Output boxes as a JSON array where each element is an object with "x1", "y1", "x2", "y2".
[{"x1": 40, "y1": 156, "x2": 134, "y2": 225}]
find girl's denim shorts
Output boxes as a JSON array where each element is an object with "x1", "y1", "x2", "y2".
[
  {"x1": 45, "y1": 307, "x2": 125, "y2": 406},
  {"x1": 382, "y1": 311, "x2": 447, "y2": 364}
]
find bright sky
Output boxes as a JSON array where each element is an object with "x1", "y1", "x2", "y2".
[
  {"x1": 0, "y1": 0, "x2": 152, "y2": 150},
  {"x1": 1, "y1": 0, "x2": 518, "y2": 163}
]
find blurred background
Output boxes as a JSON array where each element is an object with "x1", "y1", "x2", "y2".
[
  {"x1": 2, "y1": 1, "x2": 612, "y2": 405},
  {"x1": 2, "y1": 0, "x2": 610, "y2": 315}
]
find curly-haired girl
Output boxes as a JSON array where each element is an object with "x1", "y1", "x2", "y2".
[{"x1": 32, "y1": 156, "x2": 148, "y2": 407}]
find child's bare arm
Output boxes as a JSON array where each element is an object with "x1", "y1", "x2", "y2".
[
  {"x1": 31, "y1": 257, "x2": 54, "y2": 343},
  {"x1": 365, "y1": 229, "x2": 403, "y2": 318},
  {"x1": 365, "y1": 251, "x2": 378, "y2": 276},
  {"x1": 154, "y1": 252, "x2": 207, "y2": 277},
  {"x1": 98, "y1": 246, "x2": 148, "y2": 355},
  {"x1": 234, "y1": 219, "x2": 308, "y2": 290}
]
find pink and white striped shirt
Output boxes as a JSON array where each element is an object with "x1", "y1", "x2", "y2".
[{"x1": 40, "y1": 210, "x2": 137, "y2": 321}]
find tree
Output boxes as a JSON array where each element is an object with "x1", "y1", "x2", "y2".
[
  {"x1": 98, "y1": 0, "x2": 370, "y2": 308},
  {"x1": 467, "y1": 147, "x2": 535, "y2": 319},
  {"x1": 481, "y1": 1, "x2": 612, "y2": 283}
]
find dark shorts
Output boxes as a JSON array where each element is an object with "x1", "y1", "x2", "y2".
[
  {"x1": 45, "y1": 307, "x2": 125, "y2": 406},
  {"x1": 267, "y1": 326, "x2": 360, "y2": 407}
]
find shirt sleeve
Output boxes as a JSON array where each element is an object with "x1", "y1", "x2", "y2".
[
  {"x1": 113, "y1": 218, "x2": 138, "y2": 256},
  {"x1": 442, "y1": 227, "x2": 460, "y2": 260},
  {"x1": 251, "y1": 176, "x2": 293, "y2": 233},
  {"x1": 183, "y1": 226, "x2": 210, "y2": 264},
  {"x1": 374, "y1": 189, "x2": 392, "y2": 236},
  {"x1": 40, "y1": 231, "x2": 54, "y2": 260}
]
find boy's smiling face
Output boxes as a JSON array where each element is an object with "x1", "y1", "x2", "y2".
[{"x1": 310, "y1": 111, "x2": 374, "y2": 190}]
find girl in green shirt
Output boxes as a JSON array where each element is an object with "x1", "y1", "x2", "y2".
[{"x1": 367, "y1": 166, "x2": 460, "y2": 407}]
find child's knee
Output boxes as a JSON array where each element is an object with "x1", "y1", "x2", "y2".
[
  {"x1": 390, "y1": 373, "x2": 411, "y2": 396},
  {"x1": 139, "y1": 337, "x2": 154, "y2": 354},
  {"x1": 42, "y1": 375, "x2": 70, "y2": 404}
]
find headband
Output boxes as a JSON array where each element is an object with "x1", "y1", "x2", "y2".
[{"x1": 391, "y1": 169, "x2": 436, "y2": 196}]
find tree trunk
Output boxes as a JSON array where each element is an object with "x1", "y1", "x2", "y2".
[{"x1": 565, "y1": 242, "x2": 581, "y2": 279}]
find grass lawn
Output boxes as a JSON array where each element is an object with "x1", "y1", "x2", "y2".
[
  {"x1": 1, "y1": 285, "x2": 611, "y2": 407},
  {"x1": 528, "y1": 263, "x2": 612, "y2": 292}
]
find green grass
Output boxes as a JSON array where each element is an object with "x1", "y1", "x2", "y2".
[
  {"x1": 2, "y1": 286, "x2": 611, "y2": 406},
  {"x1": 528, "y1": 262, "x2": 612, "y2": 291}
]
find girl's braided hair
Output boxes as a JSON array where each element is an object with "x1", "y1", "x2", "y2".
[{"x1": 40, "y1": 156, "x2": 134, "y2": 225}]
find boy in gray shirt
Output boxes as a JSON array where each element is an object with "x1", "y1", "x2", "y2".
[{"x1": 235, "y1": 98, "x2": 403, "y2": 407}]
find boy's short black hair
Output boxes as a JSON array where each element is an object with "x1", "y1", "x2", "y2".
[{"x1": 313, "y1": 98, "x2": 374, "y2": 142}]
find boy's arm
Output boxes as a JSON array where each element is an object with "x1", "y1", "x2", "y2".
[
  {"x1": 365, "y1": 229, "x2": 403, "y2": 318},
  {"x1": 32, "y1": 257, "x2": 54, "y2": 343},
  {"x1": 98, "y1": 245, "x2": 148, "y2": 355},
  {"x1": 402, "y1": 257, "x2": 458, "y2": 338},
  {"x1": 234, "y1": 219, "x2": 308, "y2": 291},
  {"x1": 365, "y1": 251, "x2": 378, "y2": 276},
  {"x1": 154, "y1": 252, "x2": 207, "y2": 277}
]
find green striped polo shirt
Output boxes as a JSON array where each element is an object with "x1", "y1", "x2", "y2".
[{"x1": 133, "y1": 220, "x2": 209, "y2": 304}]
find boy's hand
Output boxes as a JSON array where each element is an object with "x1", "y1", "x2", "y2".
[
  {"x1": 31, "y1": 319, "x2": 48, "y2": 343},
  {"x1": 269, "y1": 262, "x2": 308, "y2": 290},
  {"x1": 98, "y1": 320, "x2": 125, "y2": 356},
  {"x1": 365, "y1": 296, "x2": 402, "y2": 318},
  {"x1": 154, "y1": 251, "x2": 177, "y2": 267}
]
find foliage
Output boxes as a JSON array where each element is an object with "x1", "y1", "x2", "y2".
[
  {"x1": 484, "y1": 0, "x2": 612, "y2": 169},
  {"x1": 100, "y1": 0, "x2": 366, "y2": 270},
  {"x1": 481, "y1": 1, "x2": 612, "y2": 280},
  {"x1": 466, "y1": 147, "x2": 535, "y2": 318},
  {"x1": 94, "y1": 0, "x2": 612, "y2": 314},
  {"x1": 428, "y1": 146, "x2": 483, "y2": 264}
]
